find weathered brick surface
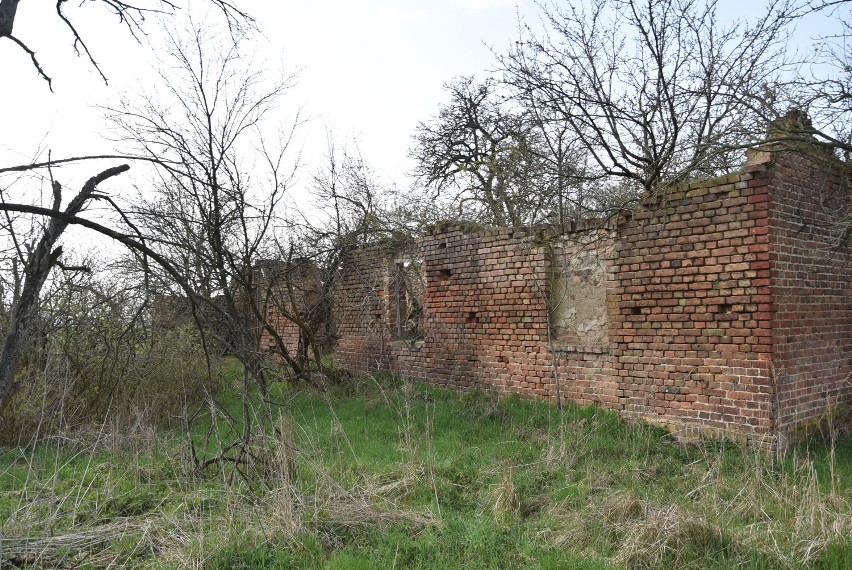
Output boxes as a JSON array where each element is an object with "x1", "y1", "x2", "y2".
[
  {"x1": 765, "y1": 148, "x2": 852, "y2": 439},
  {"x1": 257, "y1": 260, "x2": 323, "y2": 358},
  {"x1": 262, "y1": 301, "x2": 302, "y2": 355},
  {"x1": 335, "y1": 247, "x2": 391, "y2": 373},
  {"x1": 332, "y1": 145, "x2": 851, "y2": 445},
  {"x1": 610, "y1": 163, "x2": 776, "y2": 442}
]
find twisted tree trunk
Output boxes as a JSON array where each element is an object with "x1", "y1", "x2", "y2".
[{"x1": 0, "y1": 165, "x2": 128, "y2": 413}]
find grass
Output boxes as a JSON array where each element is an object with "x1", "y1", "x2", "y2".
[{"x1": 1, "y1": 369, "x2": 851, "y2": 568}]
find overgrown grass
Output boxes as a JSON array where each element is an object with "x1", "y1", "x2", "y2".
[{"x1": 1, "y1": 370, "x2": 851, "y2": 568}]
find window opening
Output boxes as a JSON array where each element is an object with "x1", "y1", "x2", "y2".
[{"x1": 390, "y1": 255, "x2": 424, "y2": 341}]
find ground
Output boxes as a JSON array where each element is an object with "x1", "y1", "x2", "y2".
[{"x1": 1, "y1": 368, "x2": 851, "y2": 569}]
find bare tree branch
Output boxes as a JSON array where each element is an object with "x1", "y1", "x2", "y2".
[
  {"x1": 0, "y1": 164, "x2": 130, "y2": 412},
  {"x1": 7, "y1": 34, "x2": 53, "y2": 91},
  {"x1": 499, "y1": 0, "x2": 797, "y2": 202},
  {"x1": 0, "y1": 154, "x2": 172, "y2": 175},
  {"x1": 0, "y1": 0, "x2": 253, "y2": 86}
]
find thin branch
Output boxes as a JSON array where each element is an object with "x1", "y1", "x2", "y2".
[
  {"x1": 56, "y1": 0, "x2": 109, "y2": 85},
  {"x1": 8, "y1": 35, "x2": 53, "y2": 91}
]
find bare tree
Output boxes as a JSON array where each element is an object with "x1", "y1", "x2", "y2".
[
  {"x1": 286, "y1": 135, "x2": 416, "y2": 356},
  {"x1": 795, "y1": 0, "x2": 852, "y2": 157},
  {"x1": 0, "y1": 0, "x2": 251, "y2": 90},
  {"x1": 511, "y1": 87, "x2": 598, "y2": 225},
  {"x1": 411, "y1": 76, "x2": 553, "y2": 227},
  {"x1": 105, "y1": 20, "x2": 306, "y2": 400},
  {"x1": 0, "y1": 0, "x2": 254, "y2": 416},
  {"x1": 0, "y1": 165, "x2": 129, "y2": 412},
  {"x1": 500, "y1": 0, "x2": 797, "y2": 202}
]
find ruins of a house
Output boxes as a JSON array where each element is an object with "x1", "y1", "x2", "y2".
[
  {"x1": 331, "y1": 138, "x2": 852, "y2": 449},
  {"x1": 254, "y1": 258, "x2": 326, "y2": 361},
  {"x1": 150, "y1": 258, "x2": 326, "y2": 363}
]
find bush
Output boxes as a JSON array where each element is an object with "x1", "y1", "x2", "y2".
[{"x1": 0, "y1": 320, "x2": 219, "y2": 446}]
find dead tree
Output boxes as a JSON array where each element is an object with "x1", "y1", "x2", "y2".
[
  {"x1": 0, "y1": 0, "x2": 254, "y2": 416},
  {"x1": 499, "y1": 0, "x2": 797, "y2": 201},
  {"x1": 0, "y1": 0, "x2": 252, "y2": 90},
  {"x1": 0, "y1": 165, "x2": 127, "y2": 412}
]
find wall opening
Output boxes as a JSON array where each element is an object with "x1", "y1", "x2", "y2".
[
  {"x1": 549, "y1": 245, "x2": 610, "y2": 349},
  {"x1": 390, "y1": 255, "x2": 424, "y2": 341}
]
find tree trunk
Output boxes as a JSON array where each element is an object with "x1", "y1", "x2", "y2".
[{"x1": 0, "y1": 165, "x2": 128, "y2": 413}]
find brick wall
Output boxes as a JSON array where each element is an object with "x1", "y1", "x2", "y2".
[
  {"x1": 403, "y1": 227, "x2": 554, "y2": 395},
  {"x1": 765, "y1": 147, "x2": 852, "y2": 437},
  {"x1": 332, "y1": 145, "x2": 851, "y2": 445},
  {"x1": 262, "y1": 301, "x2": 302, "y2": 356},
  {"x1": 610, "y1": 160, "x2": 776, "y2": 442},
  {"x1": 335, "y1": 245, "x2": 393, "y2": 374},
  {"x1": 257, "y1": 259, "x2": 323, "y2": 359},
  {"x1": 335, "y1": 229, "x2": 557, "y2": 395}
]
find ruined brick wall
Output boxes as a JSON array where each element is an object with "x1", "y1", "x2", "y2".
[
  {"x1": 257, "y1": 260, "x2": 323, "y2": 358},
  {"x1": 335, "y1": 246, "x2": 393, "y2": 374},
  {"x1": 765, "y1": 148, "x2": 852, "y2": 436},
  {"x1": 545, "y1": 230, "x2": 619, "y2": 409},
  {"x1": 262, "y1": 302, "x2": 302, "y2": 356},
  {"x1": 610, "y1": 163, "x2": 776, "y2": 442},
  {"x1": 333, "y1": 226, "x2": 621, "y2": 404},
  {"x1": 332, "y1": 147, "x2": 851, "y2": 444},
  {"x1": 335, "y1": 229, "x2": 558, "y2": 395},
  {"x1": 396, "y1": 227, "x2": 554, "y2": 396}
]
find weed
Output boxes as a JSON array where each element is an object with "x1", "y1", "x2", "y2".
[{"x1": 1, "y1": 377, "x2": 850, "y2": 568}]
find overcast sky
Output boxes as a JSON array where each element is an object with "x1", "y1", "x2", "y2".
[
  {"x1": 0, "y1": 0, "x2": 836, "y2": 199},
  {"x1": 1, "y1": 0, "x2": 543, "y2": 192}
]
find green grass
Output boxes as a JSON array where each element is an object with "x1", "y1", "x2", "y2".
[{"x1": 1, "y1": 370, "x2": 851, "y2": 568}]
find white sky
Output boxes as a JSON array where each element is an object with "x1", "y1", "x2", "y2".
[
  {"x1": 0, "y1": 0, "x2": 839, "y2": 204},
  {"x1": 0, "y1": 0, "x2": 541, "y2": 194},
  {"x1": 265, "y1": 0, "x2": 537, "y2": 185}
]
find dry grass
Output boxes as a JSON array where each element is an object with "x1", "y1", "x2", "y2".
[
  {"x1": 1, "y1": 431, "x2": 439, "y2": 568},
  {"x1": 615, "y1": 505, "x2": 735, "y2": 569},
  {"x1": 1, "y1": 376, "x2": 850, "y2": 568},
  {"x1": 491, "y1": 467, "x2": 521, "y2": 523},
  {"x1": 1, "y1": 515, "x2": 158, "y2": 568}
]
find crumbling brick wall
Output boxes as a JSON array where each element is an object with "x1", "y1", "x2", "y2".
[
  {"x1": 332, "y1": 144, "x2": 851, "y2": 445},
  {"x1": 335, "y1": 244, "x2": 394, "y2": 373},
  {"x1": 335, "y1": 229, "x2": 556, "y2": 394},
  {"x1": 262, "y1": 299, "x2": 302, "y2": 357},
  {"x1": 255, "y1": 259, "x2": 323, "y2": 359},
  {"x1": 764, "y1": 148, "x2": 852, "y2": 437},
  {"x1": 334, "y1": 226, "x2": 620, "y2": 403},
  {"x1": 401, "y1": 226, "x2": 554, "y2": 395},
  {"x1": 548, "y1": 230, "x2": 620, "y2": 408},
  {"x1": 610, "y1": 157, "x2": 776, "y2": 442}
]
